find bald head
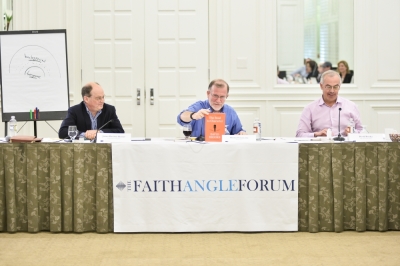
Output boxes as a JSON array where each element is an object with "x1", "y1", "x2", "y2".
[{"x1": 81, "y1": 82, "x2": 101, "y2": 98}]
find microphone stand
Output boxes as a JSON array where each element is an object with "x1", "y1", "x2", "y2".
[
  {"x1": 92, "y1": 129, "x2": 100, "y2": 143},
  {"x1": 333, "y1": 108, "x2": 345, "y2": 141},
  {"x1": 92, "y1": 119, "x2": 114, "y2": 143}
]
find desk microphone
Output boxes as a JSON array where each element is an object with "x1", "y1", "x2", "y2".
[
  {"x1": 196, "y1": 135, "x2": 205, "y2": 141},
  {"x1": 333, "y1": 108, "x2": 345, "y2": 141},
  {"x1": 92, "y1": 119, "x2": 114, "y2": 143}
]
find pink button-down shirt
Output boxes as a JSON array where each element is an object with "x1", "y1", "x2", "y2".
[{"x1": 296, "y1": 96, "x2": 362, "y2": 138}]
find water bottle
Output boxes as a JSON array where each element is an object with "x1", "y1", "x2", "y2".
[
  {"x1": 9, "y1": 116, "x2": 17, "y2": 137},
  {"x1": 360, "y1": 125, "x2": 368, "y2": 134},
  {"x1": 327, "y1": 128, "x2": 332, "y2": 140},
  {"x1": 253, "y1": 118, "x2": 261, "y2": 141},
  {"x1": 348, "y1": 118, "x2": 355, "y2": 133}
]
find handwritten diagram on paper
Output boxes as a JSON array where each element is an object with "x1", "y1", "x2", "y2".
[
  {"x1": 9, "y1": 45, "x2": 61, "y2": 79},
  {"x1": 0, "y1": 30, "x2": 69, "y2": 117}
]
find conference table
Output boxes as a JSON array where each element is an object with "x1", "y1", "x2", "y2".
[{"x1": 0, "y1": 140, "x2": 399, "y2": 233}]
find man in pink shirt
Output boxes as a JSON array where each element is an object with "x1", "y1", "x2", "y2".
[{"x1": 296, "y1": 70, "x2": 362, "y2": 138}]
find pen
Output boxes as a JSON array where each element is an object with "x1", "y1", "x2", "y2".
[
  {"x1": 30, "y1": 109, "x2": 32, "y2": 119},
  {"x1": 37, "y1": 108, "x2": 39, "y2": 119},
  {"x1": 34, "y1": 108, "x2": 36, "y2": 120}
]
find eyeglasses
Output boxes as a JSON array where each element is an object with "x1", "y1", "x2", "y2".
[
  {"x1": 90, "y1": 96, "x2": 105, "y2": 101},
  {"x1": 324, "y1": 85, "x2": 340, "y2": 91},
  {"x1": 210, "y1": 94, "x2": 227, "y2": 100}
]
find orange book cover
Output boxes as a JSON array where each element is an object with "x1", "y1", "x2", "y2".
[{"x1": 205, "y1": 113, "x2": 226, "y2": 142}]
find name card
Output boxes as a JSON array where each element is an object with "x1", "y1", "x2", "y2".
[
  {"x1": 348, "y1": 133, "x2": 385, "y2": 142},
  {"x1": 97, "y1": 133, "x2": 131, "y2": 143},
  {"x1": 222, "y1": 135, "x2": 256, "y2": 142}
]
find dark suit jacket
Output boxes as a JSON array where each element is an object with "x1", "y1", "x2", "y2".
[
  {"x1": 59, "y1": 101, "x2": 124, "y2": 138},
  {"x1": 342, "y1": 73, "x2": 353, "y2": 83}
]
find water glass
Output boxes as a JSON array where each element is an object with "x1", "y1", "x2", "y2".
[{"x1": 68, "y1": 125, "x2": 78, "y2": 141}]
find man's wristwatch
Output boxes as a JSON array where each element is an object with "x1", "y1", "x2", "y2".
[{"x1": 190, "y1": 112, "x2": 195, "y2": 120}]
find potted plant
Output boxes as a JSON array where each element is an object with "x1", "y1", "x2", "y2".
[{"x1": 4, "y1": 10, "x2": 12, "y2": 31}]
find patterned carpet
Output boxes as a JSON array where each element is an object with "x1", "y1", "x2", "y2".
[{"x1": 1, "y1": 231, "x2": 400, "y2": 265}]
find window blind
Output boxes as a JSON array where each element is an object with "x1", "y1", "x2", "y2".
[{"x1": 304, "y1": 0, "x2": 339, "y2": 64}]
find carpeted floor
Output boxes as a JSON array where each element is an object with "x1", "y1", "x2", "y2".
[{"x1": 0, "y1": 231, "x2": 399, "y2": 265}]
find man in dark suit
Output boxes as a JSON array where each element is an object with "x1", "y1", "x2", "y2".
[{"x1": 59, "y1": 82, "x2": 124, "y2": 140}]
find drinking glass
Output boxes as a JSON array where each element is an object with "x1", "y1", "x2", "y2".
[
  {"x1": 68, "y1": 125, "x2": 78, "y2": 141},
  {"x1": 182, "y1": 124, "x2": 192, "y2": 140}
]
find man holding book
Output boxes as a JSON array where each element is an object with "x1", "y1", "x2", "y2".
[{"x1": 177, "y1": 79, "x2": 246, "y2": 138}]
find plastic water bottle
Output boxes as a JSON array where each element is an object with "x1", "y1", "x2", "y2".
[
  {"x1": 360, "y1": 125, "x2": 368, "y2": 134},
  {"x1": 327, "y1": 128, "x2": 332, "y2": 140},
  {"x1": 9, "y1": 116, "x2": 17, "y2": 137},
  {"x1": 253, "y1": 118, "x2": 261, "y2": 141},
  {"x1": 348, "y1": 118, "x2": 355, "y2": 133}
]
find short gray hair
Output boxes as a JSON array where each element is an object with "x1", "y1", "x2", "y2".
[
  {"x1": 208, "y1": 79, "x2": 229, "y2": 93},
  {"x1": 320, "y1": 70, "x2": 341, "y2": 85}
]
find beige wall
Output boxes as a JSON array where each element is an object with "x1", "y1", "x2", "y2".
[{"x1": 2, "y1": 0, "x2": 399, "y2": 137}]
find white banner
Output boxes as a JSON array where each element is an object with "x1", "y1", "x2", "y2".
[{"x1": 112, "y1": 141, "x2": 298, "y2": 232}]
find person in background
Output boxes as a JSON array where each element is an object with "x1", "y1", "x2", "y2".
[
  {"x1": 296, "y1": 70, "x2": 362, "y2": 138},
  {"x1": 305, "y1": 60, "x2": 319, "y2": 80},
  {"x1": 59, "y1": 82, "x2": 124, "y2": 140},
  {"x1": 337, "y1": 60, "x2": 353, "y2": 83},
  {"x1": 177, "y1": 79, "x2": 246, "y2": 138},
  {"x1": 277, "y1": 66, "x2": 289, "y2": 84},
  {"x1": 317, "y1": 62, "x2": 324, "y2": 79},
  {"x1": 290, "y1": 58, "x2": 311, "y2": 78},
  {"x1": 316, "y1": 61, "x2": 332, "y2": 83}
]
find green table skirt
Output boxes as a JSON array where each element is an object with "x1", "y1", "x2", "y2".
[
  {"x1": 0, "y1": 142, "x2": 399, "y2": 233},
  {"x1": 0, "y1": 143, "x2": 113, "y2": 233},
  {"x1": 299, "y1": 142, "x2": 400, "y2": 232}
]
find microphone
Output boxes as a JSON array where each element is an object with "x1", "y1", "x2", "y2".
[
  {"x1": 92, "y1": 119, "x2": 114, "y2": 143},
  {"x1": 196, "y1": 135, "x2": 205, "y2": 141},
  {"x1": 333, "y1": 108, "x2": 345, "y2": 141}
]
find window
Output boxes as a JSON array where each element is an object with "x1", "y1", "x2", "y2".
[{"x1": 304, "y1": 0, "x2": 339, "y2": 64}]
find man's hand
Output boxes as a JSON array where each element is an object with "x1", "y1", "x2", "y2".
[
  {"x1": 344, "y1": 126, "x2": 351, "y2": 136},
  {"x1": 85, "y1": 130, "x2": 98, "y2": 140},
  {"x1": 314, "y1": 129, "x2": 328, "y2": 137},
  {"x1": 180, "y1": 109, "x2": 211, "y2": 122},
  {"x1": 191, "y1": 109, "x2": 210, "y2": 120},
  {"x1": 236, "y1": 131, "x2": 247, "y2": 135}
]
